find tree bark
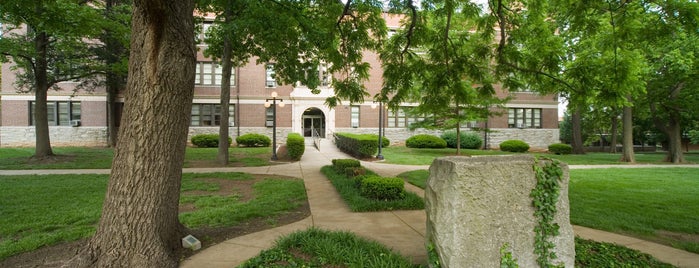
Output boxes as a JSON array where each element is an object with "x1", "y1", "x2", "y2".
[
  {"x1": 620, "y1": 102, "x2": 635, "y2": 163},
  {"x1": 609, "y1": 113, "x2": 618, "y2": 153},
  {"x1": 67, "y1": 1, "x2": 196, "y2": 267},
  {"x1": 571, "y1": 106, "x2": 585, "y2": 154},
  {"x1": 663, "y1": 122, "x2": 685, "y2": 163},
  {"x1": 33, "y1": 29, "x2": 54, "y2": 158},
  {"x1": 217, "y1": 3, "x2": 233, "y2": 166}
]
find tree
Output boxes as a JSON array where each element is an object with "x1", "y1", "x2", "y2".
[
  {"x1": 641, "y1": 0, "x2": 699, "y2": 163},
  {"x1": 200, "y1": 0, "x2": 387, "y2": 164},
  {"x1": 380, "y1": 1, "x2": 505, "y2": 155},
  {"x1": 67, "y1": 0, "x2": 196, "y2": 266},
  {"x1": 489, "y1": 0, "x2": 648, "y2": 160},
  {"x1": 0, "y1": 0, "x2": 103, "y2": 158}
]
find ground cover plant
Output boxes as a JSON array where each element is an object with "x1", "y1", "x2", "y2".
[
  {"x1": 321, "y1": 164, "x2": 424, "y2": 212},
  {"x1": 239, "y1": 228, "x2": 420, "y2": 268},
  {"x1": 0, "y1": 147, "x2": 278, "y2": 169},
  {"x1": 0, "y1": 172, "x2": 308, "y2": 261},
  {"x1": 397, "y1": 167, "x2": 699, "y2": 255}
]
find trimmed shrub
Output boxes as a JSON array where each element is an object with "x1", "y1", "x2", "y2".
[
  {"x1": 352, "y1": 174, "x2": 379, "y2": 188},
  {"x1": 441, "y1": 130, "x2": 483, "y2": 149},
  {"x1": 344, "y1": 166, "x2": 367, "y2": 178},
  {"x1": 332, "y1": 159, "x2": 361, "y2": 173},
  {"x1": 191, "y1": 134, "x2": 232, "y2": 148},
  {"x1": 405, "y1": 134, "x2": 447, "y2": 149},
  {"x1": 548, "y1": 143, "x2": 573, "y2": 155},
  {"x1": 499, "y1": 140, "x2": 530, "y2": 153},
  {"x1": 360, "y1": 176, "x2": 405, "y2": 200},
  {"x1": 236, "y1": 133, "x2": 271, "y2": 147},
  {"x1": 334, "y1": 133, "x2": 378, "y2": 158},
  {"x1": 286, "y1": 133, "x2": 305, "y2": 160}
]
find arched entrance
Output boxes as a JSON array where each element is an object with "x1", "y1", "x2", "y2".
[{"x1": 302, "y1": 107, "x2": 325, "y2": 138}]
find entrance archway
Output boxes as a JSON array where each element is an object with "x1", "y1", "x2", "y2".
[{"x1": 302, "y1": 107, "x2": 325, "y2": 138}]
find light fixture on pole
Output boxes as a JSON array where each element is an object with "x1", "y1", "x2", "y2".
[
  {"x1": 371, "y1": 101, "x2": 385, "y2": 160},
  {"x1": 264, "y1": 91, "x2": 284, "y2": 160}
]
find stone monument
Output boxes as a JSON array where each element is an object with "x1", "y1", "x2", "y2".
[{"x1": 425, "y1": 155, "x2": 575, "y2": 267}]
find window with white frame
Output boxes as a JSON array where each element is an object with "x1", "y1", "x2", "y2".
[
  {"x1": 350, "y1": 106, "x2": 360, "y2": 128},
  {"x1": 508, "y1": 108, "x2": 542, "y2": 128},
  {"x1": 191, "y1": 104, "x2": 235, "y2": 126},
  {"x1": 265, "y1": 107, "x2": 275, "y2": 127},
  {"x1": 386, "y1": 106, "x2": 424, "y2": 128},
  {"x1": 195, "y1": 62, "x2": 234, "y2": 86},
  {"x1": 265, "y1": 64, "x2": 276, "y2": 88},
  {"x1": 29, "y1": 101, "x2": 81, "y2": 126}
]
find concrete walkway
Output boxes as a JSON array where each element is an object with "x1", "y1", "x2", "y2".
[{"x1": 2, "y1": 140, "x2": 698, "y2": 267}]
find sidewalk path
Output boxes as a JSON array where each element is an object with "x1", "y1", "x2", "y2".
[{"x1": 2, "y1": 140, "x2": 697, "y2": 267}]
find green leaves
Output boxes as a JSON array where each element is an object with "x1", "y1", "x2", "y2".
[{"x1": 531, "y1": 157, "x2": 564, "y2": 268}]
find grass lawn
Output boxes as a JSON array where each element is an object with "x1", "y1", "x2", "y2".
[
  {"x1": 0, "y1": 172, "x2": 306, "y2": 261},
  {"x1": 0, "y1": 146, "x2": 275, "y2": 169},
  {"x1": 379, "y1": 146, "x2": 699, "y2": 165},
  {"x1": 397, "y1": 167, "x2": 699, "y2": 254},
  {"x1": 239, "y1": 228, "x2": 420, "y2": 268}
]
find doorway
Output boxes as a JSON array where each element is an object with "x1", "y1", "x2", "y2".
[{"x1": 302, "y1": 108, "x2": 325, "y2": 138}]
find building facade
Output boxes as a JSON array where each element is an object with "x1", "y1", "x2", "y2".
[{"x1": 0, "y1": 14, "x2": 559, "y2": 149}]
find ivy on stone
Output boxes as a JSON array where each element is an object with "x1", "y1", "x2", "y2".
[{"x1": 531, "y1": 157, "x2": 564, "y2": 268}]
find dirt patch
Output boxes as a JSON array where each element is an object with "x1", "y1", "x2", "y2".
[
  {"x1": 0, "y1": 175, "x2": 311, "y2": 268},
  {"x1": 656, "y1": 230, "x2": 699, "y2": 244}
]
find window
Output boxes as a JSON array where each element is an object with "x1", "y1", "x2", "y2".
[
  {"x1": 265, "y1": 107, "x2": 274, "y2": 127},
  {"x1": 29, "y1": 101, "x2": 81, "y2": 126},
  {"x1": 385, "y1": 106, "x2": 426, "y2": 128},
  {"x1": 195, "y1": 62, "x2": 234, "y2": 86},
  {"x1": 508, "y1": 108, "x2": 542, "y2": 128},
  {"x1": 191, "y1": 104, "x2": 234, "y2": 126},
  {"x1": 350, "y1": 106, "x2": 359, "y2": 128},
  {"x1": 266, "y1": 64, "x2": 276, "y2": 88}
]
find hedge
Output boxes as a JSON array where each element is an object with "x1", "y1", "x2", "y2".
[
  {"x1": 286, "y1": 133, "x2": 305, "y2": 160},
  {"x1": 332, "y1": 159, "x2": 361, "y2": 173},
  {"x1": 405, "y1": 134, "x2": 447, "y2": 149},
  {"x1": 441, "y1": 130, "x2": 483, "y2": 149},
  {"x1": 334, "y1": 133, "x2": 378, "y2": 158},
  {"x1": 191, "y1": 134, "x2": 232, "y2": 148},
  {"x1": 360, "y1": 176, "x2": 405, "y2": 200},
  {"x1": 236, "y1": 133, "x2": 271, "y2": 147},
  {"x1": 548, "y1": 143, "x2": 573, "y2": 155},
  {"x1": 499, "y1": 139, "x2": 530, "y2": 153}
]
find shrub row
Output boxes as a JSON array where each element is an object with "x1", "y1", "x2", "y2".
[
  {"x1": 405, "y1": 134, "x2": 446, "y2": 149},
  {"x1": 334, "y1": 133, "x2": 389, "y2": 158},
  {"x1": 191, "y1": 134, "x2": 233, "y2": 148},
  {"x1": 236, "y1": 133, "x2": 271, "y2": 147},
  {"x1": 548, "y1": 143, "x2": 573, "y2": 155},
  {"x1": 286, "y1": 133, "x2": 305, "y2": 160},
  {"x1": 441, "y1": 130, "x2": 483, "y2": 149},
  {"x1": 331, "y1": 159, "x2": 407, "y2": 201},
  {"x1": 499, "y1": 139, "x2": 530, "y2": 152}
]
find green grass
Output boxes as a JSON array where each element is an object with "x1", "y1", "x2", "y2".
[
  {"x1": 397, "y1": 170, "x2": 430, "y2": 189},
  {"x1": 541, "y1": 152, "x2": 699, "y2": 165},
  {"x1": 379, "y1": 146, "x2": 699, "y2": 165},
  {"x1": 239, "y1": 228, "x2": 420, "y2": 268},
  {"x1": 575, "y1": 237, "x2": 675, "y2": 267},
  {"x1": 240, "y1": 228, "x2": 673, "y2": 268},
  {"x1": 569, "y1": 168, "x2": 699, "y2": 253},
  {"x1": 380, "y1": 146, "x2": 506, "y2": 165},
  {"x1": 396, "y1": 167, "x2": 699, "y2": 254},
  {"x1": 0, "y1": 147, "x2": 274, "y2": 169},
  {"x1": 320, "y1": 166, "x2": 424, "y2": 212},
  {"x1": 0, "y1": 172, "x2": 306, "y2": 260}
]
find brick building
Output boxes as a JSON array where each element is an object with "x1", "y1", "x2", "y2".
[{"x1": 0, "y1": 13, "x2": 559, "y2": 149}]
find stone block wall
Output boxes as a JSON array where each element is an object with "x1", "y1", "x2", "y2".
[
  {"x1": 425, "y1": 155, "x2": 575, "y2": 267},
  {"x1": 0, "y1": 126, "x2": 107, "y2": 147}
]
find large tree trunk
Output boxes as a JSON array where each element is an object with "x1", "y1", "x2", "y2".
[
  {"x1": 571, "y1": 106, "x2": 584, "y2": 154},
  {"x1": 663, "y1": 121, "x2": 685, "y2": 163},
  {"x1": 620, "y1": 103, "x2": 635, "y2": 163},
  {"x1": 217, "y1": 5, "x2": 233, "y2": 166},
  {"x1": 609, "y1": 113, "x2": 618, "y2": 153},
  {"x1": 67, "y1": 1, "x2": 195, "y2": 267},
  {"x1": 33, "y1": 30, "x2": 54, "y2": 158}
]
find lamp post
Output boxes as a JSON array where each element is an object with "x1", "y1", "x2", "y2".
[
  {"x1": 371, "y1": 102, "x2": 385, "y2": 160},
  {"x1": 264, "y1": 91, "x2": 284, "y2": 160}
]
